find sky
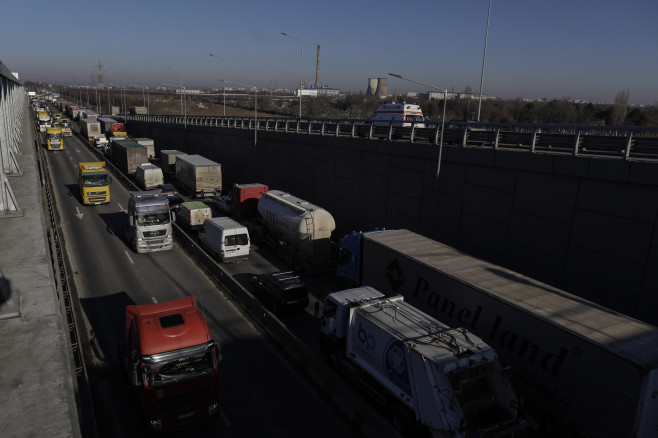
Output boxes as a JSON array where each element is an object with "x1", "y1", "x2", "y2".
[{"x1": 3, "y1": 0, "x2": 657, "y2": 105}]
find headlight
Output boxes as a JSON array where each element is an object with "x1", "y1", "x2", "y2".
[
  {"x1": 208, "y1": 403, "x2": 219, "y2": 415},
  {"x1": 148, "y1": 419, "x2": 162, "y2": 430}
]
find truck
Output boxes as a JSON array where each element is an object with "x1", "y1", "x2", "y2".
[
  {"x1": 135, "y1": 163, "x2": 164, "y2": 190},
  {"x1": 67, "y1": 105, "x2": 80, "y2": 120},
  {"x1": 111, "y1": 138, "x2": 149, "y2": 175},
  {"x1": 130, "y1": 106, "x2": 148, "y2": 115},
  {"x1": 134, "y1": 138, "x2": 155, "y2": 160},
  {"x1": 118, "y1": 295, "x2": 221, "y2": 431},
  {"x1": 46, "y1": 126, "x2": 63, "y2": 151},
  {"x1": 79, "y1": 109, "x2": 98, "y2": 120},
  {"x1": 78, "y1": 162, "x2": 111, "y2": 205},
  {"x1": 176, "y1": 201, "x2": 212, "y2": 230},
  {"x1": 79, "y1": 118, "x2": 102, "y2": 142},
  {"x1": 59, "y1": 117, "x2": 72, "y2": 136},
  {"x1": 175, "y1": 154, "x2": 222, "y2": 198},
  {"x1": 319, "y1": 286, "x2": 527, "y2": 437},
  {"x1": 126, "y1": 190, "x2": 173, "y2": 253},
  {"x1": 160, "y1": 150, "x2": 187, "y2": 178},
  {"x1": 227, "y1": 183, "x2": 269, "y2": 219},
  {"x1": 336, "y1": 229, "x2": 658, "y2": 437},
  {"x1": 243, "y1": 190, "x2": 335, "y2": 273},
  {"x1": 159, "y1": 150, "x2": 186, "y2": 177},
  {"x1": 37, "y1": 111, "x2": 51, "y2": 133},
  {"x1": 98, "y1": 117, "x2": 124, "y2": 136}
]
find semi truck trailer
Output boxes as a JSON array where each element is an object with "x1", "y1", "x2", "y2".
[
  {"x1": 336, "y1": 229, "x2": 658, "y2": 437},
  {"x1": 79, "y1": 118, "x2": 102, "y2": 142},
  {"x1": 118, "y1": 295, "x2": 221, "y2": 431},
  {"x1": 159, "y1": 150, "x2": 187, "y2": 178},
  {"x1": 319, "y1": 286, "x2": 528, "y2": 437},
  {"x1": 175, "y1": 154, "x2": 222, "y2": 198},
  {"x1": 111, "y1": 138, "x2": 149, "y2": 175}
]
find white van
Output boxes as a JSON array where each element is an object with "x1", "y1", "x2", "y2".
[
  {"x1": 135, "y1": 163, "x2": 164, "y2": 190},
  {"x1": 176, "y1": 201, "x2": 212, "y2": 230},
  {"x1": 198, "y1": 217, "x2": 250, "y2": 263},
  {"x1": 367, "y1": 101, "x2": 426, "y2": 127}
]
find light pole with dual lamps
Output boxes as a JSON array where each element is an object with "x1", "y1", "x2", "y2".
[
  {"x1": 129, "y1": 83, "x2": 150, "y2": 119},
  {"x1": 209, "y1": 54, "x2": 227, "y2": 116},
  {"x1": 281, "y1": 32, "x2": 303, "y2": 118},
  {"x1": 389, "y1": 73, "x2": 447, "y2": 229}
]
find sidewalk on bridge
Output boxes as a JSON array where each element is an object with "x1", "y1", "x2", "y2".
[{"x1": 0, "y1": 106, "x2": 80, "y2": 437}]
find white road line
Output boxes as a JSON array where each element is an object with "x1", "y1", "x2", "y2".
[
  {"x1": 124, "y1": 250, "x2": 134, "y2": 264},
  {"x1": 219, "y1": 407, "x2": 231, "y2": 426},
  {"x1": 151, "y1": 296, "x2": 158, "y2": 304},
  {"x1": 117, "y1": 203, "x2": 126, "y2": 212}
]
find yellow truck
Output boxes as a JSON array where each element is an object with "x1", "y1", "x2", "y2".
[
  {"x1": 60, "y1": 118, "x2": 72, "y2": 136},
  {"x1": 78, "y1": 162, "x2": 111, "y2": 205},
  {"x1": 46, "y1": 126, "x2": 64, "y2": 151}
]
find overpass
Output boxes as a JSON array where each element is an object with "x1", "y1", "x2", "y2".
[{"x1": 121, "y1": 113, "x2": 658, "y2": 327}]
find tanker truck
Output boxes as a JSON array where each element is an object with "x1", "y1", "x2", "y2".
[
  {"x1": 336, "y1": 229, "x2": 658, "y2": 437},
  {"x1": 319, "y1": 286, "x2": 529, "y2": 437},
  {"x1": 241, "y1": 190, "x2": 335, "y2": 273}
]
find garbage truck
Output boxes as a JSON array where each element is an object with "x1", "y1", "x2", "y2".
[{"x1": 319, "y1": 286, "x2": 529, "y2": 437}]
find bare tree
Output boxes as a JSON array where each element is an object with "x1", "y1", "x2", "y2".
[{"x1": 612, "y1": 89, "x2": 630, "y2": 125}]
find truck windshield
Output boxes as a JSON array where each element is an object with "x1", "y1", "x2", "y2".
[
  {"x1": 47, "y1": 133, "x2": 62, "y2": 140},
  {"x1": 143, "y1": 344, "x2": 218, "y2": 389},
  {"x1": 82, "y1": 173, "x2": 108, "y2": 187},
  {"x1": 136, "y1": 210, "x2": 170, "y2": 226}
]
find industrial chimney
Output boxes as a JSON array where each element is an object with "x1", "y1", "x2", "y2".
[{"x1": 315, "y1": 45, "x2": 321, "y2": 87}]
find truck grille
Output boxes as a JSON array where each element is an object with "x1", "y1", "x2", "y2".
[
  {"x1": 143, "y1": 230, "x2": 167, "y2": 238},
  {"x1": 88, "y1": 190, "x2": 106, "y2": 196}
]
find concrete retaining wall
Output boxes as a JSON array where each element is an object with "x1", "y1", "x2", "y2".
[{"x1": 126, "y1": 121, "x2": 658, "y2": 326}]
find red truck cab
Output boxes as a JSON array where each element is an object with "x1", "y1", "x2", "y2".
[{"x1": 119, "y1": 295, "x2": 221, "y2": 431}]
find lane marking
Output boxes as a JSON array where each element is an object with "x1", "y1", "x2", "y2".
[
  {"x1": 124, "y1": 250, "x2": 134, "y2": 264},
  {"x1": 151, "y1": 296, "x2": 158, "y2": 304}
]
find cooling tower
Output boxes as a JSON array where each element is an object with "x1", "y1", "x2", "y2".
[
  {"x1": 366, "y1": 78, "x2": 379, "y2": 96},
  {"x1": 375, "y1": 77, "x2": 388, "y2": 97}
]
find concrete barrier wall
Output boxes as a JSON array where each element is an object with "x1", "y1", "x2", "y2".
[{"x1": 126, "y1": 121, "x2": 658, "y2": 326}]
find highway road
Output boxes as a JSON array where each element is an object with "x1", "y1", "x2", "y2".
[{"x1": 42, "y1": 126, "x2": 358, "y2": 437}]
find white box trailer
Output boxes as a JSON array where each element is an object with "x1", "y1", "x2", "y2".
[
  {"x1": 175, "y1": 154, "x2": 222, "y2": 198},
  {"x1": 336, "y1": 229, "x2": 658, "y2": 437},
  {"x1": 159, "y1": 150, "x2": 187, "y2": 178},
  {"x1": 135, "y1": 163, "x2": 164, "y2": 190},
  {"x1": 134, "y1": 138, "x2": 155, "y2": 159}
]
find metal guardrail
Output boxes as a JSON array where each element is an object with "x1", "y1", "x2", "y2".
[
  {"x1": 122, "y1": 113, "x2": 658, "y2": 161},
  {"x1": 0, "y1": 60, "x2": 23, "y2": 215}
]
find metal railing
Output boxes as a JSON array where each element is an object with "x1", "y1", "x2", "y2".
[
  {"x1": 0, "y1": 60, "x2": 23, "y2": 215},
  {"x1": 121, "y1": 112, "x2": 658, "y2": 161}
]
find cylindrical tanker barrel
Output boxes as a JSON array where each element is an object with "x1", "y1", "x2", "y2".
[{"x1": 257, "y1": 190, "x2": 336, "y2": 267}]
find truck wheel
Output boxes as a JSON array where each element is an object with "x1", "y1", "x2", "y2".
[{"x1": 389, "y1": 403, "x2": 414, "y2": 436}]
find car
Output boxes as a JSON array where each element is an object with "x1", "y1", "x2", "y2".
[
  {"x1": 157, "y1": 183, "x2": 178, "y2": 197},
  {"x1": 215, "y1": 195, "x2": 232, "y2": 215},
  {"x1": 166, "y1": 194, "x2": 184, "y2": 212},
  {"x1": 250, "y1": 271, "x2": 309, "y2": 314}
]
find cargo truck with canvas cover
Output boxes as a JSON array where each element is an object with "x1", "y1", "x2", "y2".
[
  {"x1": 336, "y1": 229, "x2": 658, "y2": 437},
  {"x1": 118, "y1": 295, "x2": 221, "y2": 431},
  {"x1": 78, "y1": 162, "x2": 111, "y2": 205},
  {"x1": 111, "y1": 138, "x2": 149, "y2": 175},
  {"x1": 319, "y1": 287, "x2": 528, "y2": 437}
]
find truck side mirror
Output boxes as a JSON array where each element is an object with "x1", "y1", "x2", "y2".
[{"x1": 130, "y1": 363, "x2": 141, "y2": 386}]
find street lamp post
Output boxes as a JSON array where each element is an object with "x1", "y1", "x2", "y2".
[
  {"x1": 220, "y1": 79, "x2": 258, "y2": 180},
  {"x1": 281, "y1": 32, "x2": 303, "y2": 118},
  {"x1": 209, "y1": 54, "x2": 227, "y2": 116},
  {"x1": 477, "y1": 0, "x2": 492, "y2": 122},
  {"x1": 167, "y1": 68, "x2": 186, "y2": 128},
  {"x1": 389, "y1": 73, "x2": 447, "y2": 231},
  {"x1": 130, "y1": 83, "x2": 150, "y2": 119}
]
